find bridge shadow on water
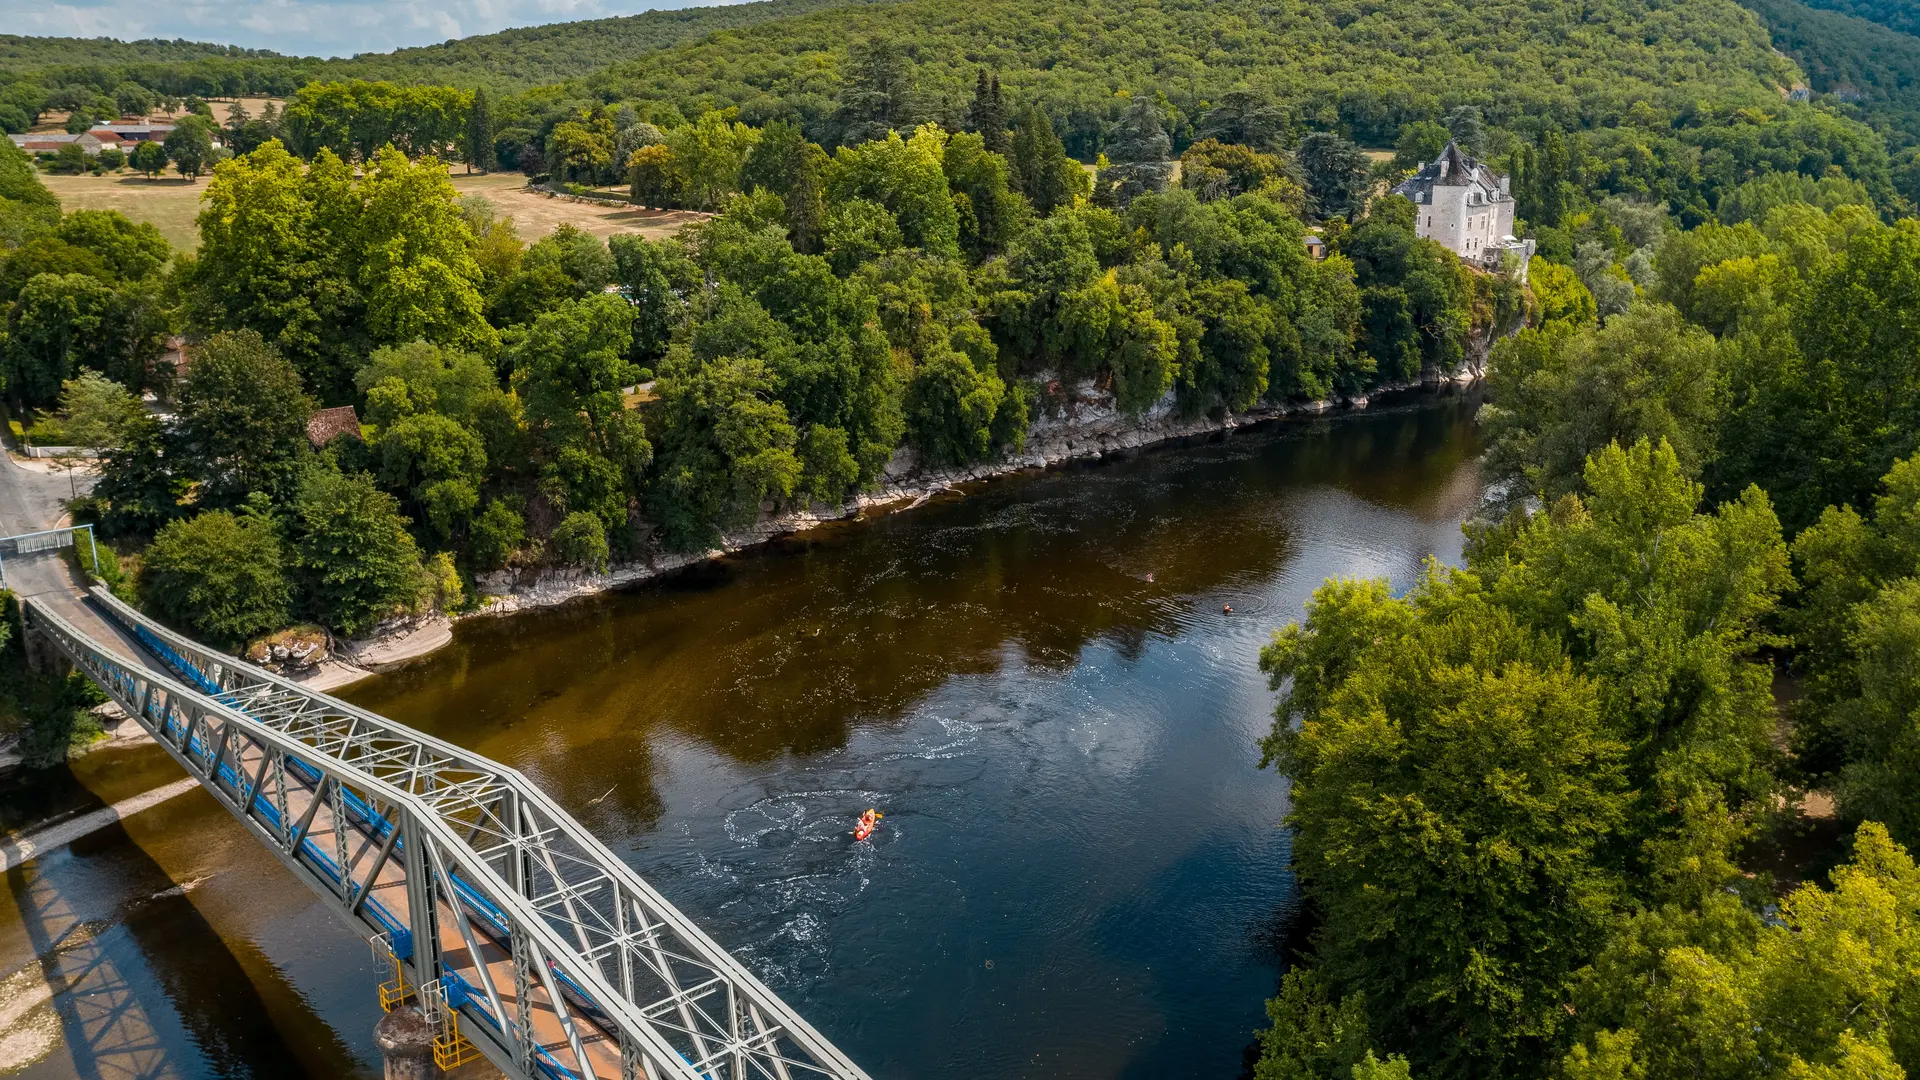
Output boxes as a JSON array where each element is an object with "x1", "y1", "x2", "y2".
[
  {"x1": 2, "y1": 774, "x2": 371, "y2": 1080},
  {"x1": 340, "y1": 388, "x2": 1485, "y2": 1080}
]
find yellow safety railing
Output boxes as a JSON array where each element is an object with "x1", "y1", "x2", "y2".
[
  {"x1": 431, "y1": 1012, "x2": 483, "y2": 1070},
  {"x1": 421, "y1": 978, "x2": 482, "y2": 1070}
]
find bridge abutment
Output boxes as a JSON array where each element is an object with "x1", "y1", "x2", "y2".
[{"x1": 22, "y1": 624, "x2": 70, "y2": 677}]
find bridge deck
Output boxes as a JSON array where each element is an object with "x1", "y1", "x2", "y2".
[
  {"x1": 215, "y1": 731, "x2": 621, "y2": 1077},
  {"x1": 22, "y1": 587, "x2": 869, "y2": 1080}
]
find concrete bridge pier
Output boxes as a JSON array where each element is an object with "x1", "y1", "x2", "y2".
[{"x1": 375, "y1": 1006, "x2": 438, "y2": 1079}]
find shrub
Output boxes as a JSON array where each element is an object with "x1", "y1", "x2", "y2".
[
  {"x1": 423, "y1": 550, "x2": 464, "y2": 612},
  {"x1": 550, "y1": 511, "x2": 610, "y2": 572},
  {"x1": 470, "y1": 499, "x2": 526, "y2": 571},
  {"x1": 140, "y1": 510, "x2": 291, "y2": 646}
]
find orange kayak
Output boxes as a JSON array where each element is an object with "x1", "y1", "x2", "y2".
[{"x1": 854, "y1": 820, "x2": 878, "y2": 841}]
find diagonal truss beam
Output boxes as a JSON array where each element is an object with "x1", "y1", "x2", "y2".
[{"x1": 23, "y1": 591, "x2": 871, "y2": 1080}]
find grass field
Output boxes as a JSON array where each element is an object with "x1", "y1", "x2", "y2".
[
  {"x1": 36, "y1": 168, "x2": 706, "y2": 255},
  {"x1": 38, "y1": 172, "x2": 206, "y2": 251}
]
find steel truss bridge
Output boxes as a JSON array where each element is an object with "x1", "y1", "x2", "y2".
[{"x1": 21, "y1": 585, "x2": 872, "y2": 1080}]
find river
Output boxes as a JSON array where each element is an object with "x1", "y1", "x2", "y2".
[{"x1": 1, "y1": 389, "x2": 1483, "y2": 1080}]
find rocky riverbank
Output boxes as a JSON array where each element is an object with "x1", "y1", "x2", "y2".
[
  {"x1": 462, "y1": 375, "x2": 1474, "y2": 623},
  {"x1": 19, "y1": 377, "x2": 1472, "y2": 698}
]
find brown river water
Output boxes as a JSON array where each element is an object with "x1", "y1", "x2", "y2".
[{"x1": 1, "y1": 388, "x2": 1484, "y2": 1080}]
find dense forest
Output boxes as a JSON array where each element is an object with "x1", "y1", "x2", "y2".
[
  {"x1": 1260, "y1": 182, "x2": 1920, "y2": 1075},
  {"x1": 0, "y1": 0, "x2": 878, "y2": 94},
  {"x1": 1739, "y1": 0, "x2": 1920, "y2": 145},
  {"x1": 16, "y1": 1, "x2": 1920, "y2": 1076},
  {"x1": 579, "y1": 0, "x2": 1798, "y2": 145},
  {"x1": 1787, "y1": 0, "x2": 1920, "y2": 38}
]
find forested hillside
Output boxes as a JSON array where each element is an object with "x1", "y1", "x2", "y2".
[
  {"x1": 588, "y1": 0, "x2": 1800, "y2": 150},
  {"x1": 323, "y1": 0, "x2": 884, "y2": 87},
  {"x1": 1739, "y1": 0, "x2": 1920, "y2": 144},
  {"x1": 1791, "y1": 0, "x2": 1920, "y2": 37},
  {"x1": 0, "y1": 0, "x2": 880, "y2": 91},
  {"x1": 0, "y1": 35, "x2": 284, "y2": 70}
]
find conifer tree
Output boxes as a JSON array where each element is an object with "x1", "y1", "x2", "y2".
[
  {"x1": 830, "y1": 39, "x2": 915, "y2": 147},
  {"x1": 969, "y1": 70, "x2": 1009, "y2": 155},
  {"x1": 466, "y1": 86, "x2": 497, "y2": 174},
  {"x1": 1009, "y1": 102, "x2": 1082, "y2": 214},
  {"x1": 225, "y1": 98, "x2": 251, "y2": 140},
  {"x1": 1443, "y1": 104, "x2": 1486, "y2": 157}
]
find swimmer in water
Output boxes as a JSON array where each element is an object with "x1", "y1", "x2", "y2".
[{"x1": 1223, "y1": 603, "x2": 1234, "y2": 614}]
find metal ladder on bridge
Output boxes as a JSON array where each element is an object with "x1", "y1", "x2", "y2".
[{"x1": 21, "y1": 586, "x2": 871, "y2": 1080}]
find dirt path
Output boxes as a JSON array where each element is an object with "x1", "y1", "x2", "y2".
[{"x1": 449, "y1": 172, "x2": 708, "y2": 242}]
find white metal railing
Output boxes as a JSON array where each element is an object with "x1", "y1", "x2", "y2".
[
  {"x1": 0, "y1": 525, "x2": 99, "y2": 590},
  {"x1": 20, "y1": 586, "x2": 871, "y2": 1080}
]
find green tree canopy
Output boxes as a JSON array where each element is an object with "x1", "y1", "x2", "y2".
[
  {"x1": 292, "y1": 468, "x2": 428, "y2": 636},
  {"x1": 649, "y1": 351, "x2": 800, "y2": 550},
  {"x1": 171, "y1": 330, "x2": 314, "y2": 505},
  {"x1": 1484, "y1": 303, "x2": 1725, "y2": 502},
  {"x1": 164, "y1": 114, "x2": 214, "y2": 179},
  {"x1": 1297, "y1": 132, "x2": 1369, "y2": 220},
  {"x1": 32, "y1": 370, "x2": 147, "y2": 449},
  {"x1": 141, "y1": 508, "x2": 291, "y2": 646},
  {"x1": 508, "y1": 293, "x2": 652, "y2": 531},
  {"x1": 355, "y1": 148, "x2": 497, "y2": 358},
  {"x1": 1258, "y1": 439, "x2": 1790, "y2": 1079}
]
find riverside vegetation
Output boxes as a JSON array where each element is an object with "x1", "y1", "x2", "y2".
[
  {"x1": 10, "y1": 1, "x2": 1920, "y2": 1077},
  {"x1": 1256, "y1": 102, "x2": 1920, "y2": 1080}
]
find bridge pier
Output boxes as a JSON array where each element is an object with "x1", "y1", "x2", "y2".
[
  {"x1": 375, "y1": 1005, "x2": 438, "y2": 1079},
  {"x1": 29, "y1": 585, "x2": 875, "y2": 1080}
]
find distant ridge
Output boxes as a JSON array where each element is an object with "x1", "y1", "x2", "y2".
[
  {"x1": 0, "y1": 0, "x2": 891, "y2": 86},
  {"x1": 1793, "y1": 0, "x2": 1920, "y2": 39},
  {"x1": 0, "y1": 34, "x2": 286, "y2": 67},
  {"x1": 1738, "y1": 0, "x2": 1920, "y2": 140},
  {"x1": 338, "y1": 0, "x2": 892, "y2": 84}
]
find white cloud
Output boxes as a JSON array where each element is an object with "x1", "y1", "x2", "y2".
[{"x1": 7, "y1": 0, "x2": 738, "y2": 60}]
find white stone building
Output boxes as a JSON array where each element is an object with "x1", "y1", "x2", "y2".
[{"x1": 1393, "y1": 142, "x2": 1534, "y2": 278}]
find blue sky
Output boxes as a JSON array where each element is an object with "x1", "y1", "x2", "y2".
[{"x1": 7, "y1": 0, "x2": 725, "y2": 59}]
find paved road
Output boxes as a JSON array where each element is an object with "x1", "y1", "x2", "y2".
[
  {"x1": 0, "y1": 450, "x2": 91, "y2": 537},
  {"x1": 0, "y1": 450, "x2": 149, "y2": 663}
]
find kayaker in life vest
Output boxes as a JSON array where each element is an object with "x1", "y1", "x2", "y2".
[{"x1": 854, "y1": 808, "x2": 882, "y2": 840}]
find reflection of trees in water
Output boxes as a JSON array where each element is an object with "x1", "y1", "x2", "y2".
[
  {"x1": 350, "y1": 392, "x2": 1480, "y2": 781},
  {"x1": 3, "y1": 816, "x2": 366, "y2": 1080},
  {"x1": 1235, "y1": 392, "x2": 1482, "y2": 514}
]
